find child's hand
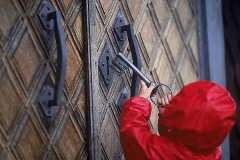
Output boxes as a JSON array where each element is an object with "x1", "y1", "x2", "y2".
[
  {"x1": 157, "y1": 93, "x2": 172, "y2": 115},
  {"x1": 157, "y1": 93, "x2": 172, "y2": 106},
  {"x1": 139, "y1": 80, "x2": 172, "y2": 115},
  {"x1": 139, "y1": 80, "x2": 155, "y2": 99}
]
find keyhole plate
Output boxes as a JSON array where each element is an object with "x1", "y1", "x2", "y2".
[{"x1": 99, "y1": 44, "x2": 114, "y2": 90}]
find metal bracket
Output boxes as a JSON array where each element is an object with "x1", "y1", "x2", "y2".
[
  {"x1": 38, "y1": 3, "x2": 54, "y2": 30},
  {"x1": 39, "y1": 86, "x2": 58, "y2": 116},
  {"x1": 38, "y1": 2, "x2": 55, "y2": 44},
  {"x1": 112, "y1": 16, "x2": 127, "y2": 50},
  {"x1": 117, "y1": 93, "x2": 129, "y2": 110},
  {"x1": 99, "y1": 44, "x2": 114, "y2": 90},
  {"x1": 116, "y1": 87, "x2": 129, "y2": 110}
]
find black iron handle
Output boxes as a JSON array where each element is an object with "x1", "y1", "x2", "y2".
[
  {"x1": 38, "y1": 4, "x2": 67, "y2": 117},
  {"x1": 112, "y1": 18, "x2": 173, "y2": 106},
  {"x1": 119, "y1": 24, "x2": 173, "y2": 106},
  {"x1": 47, "y1": 11, "x2": 67, "y2": 107},
  {"x1": 120, "y1": 24, "x2": 141, "y2": 97}
]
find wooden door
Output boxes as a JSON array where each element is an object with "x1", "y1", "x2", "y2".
[
  {"x1": 95, "y1": 0, "x2": 199, "y2": 159},
  {"x1": 0, "y1": 0, "x2": 87, "y2": 159}
]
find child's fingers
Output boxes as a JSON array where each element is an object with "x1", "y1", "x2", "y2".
[
  {"x1": 140, "y1": 80, "x2": 147, "y2": 89},
  {"x1": 157, "y1": 97, "x2": 169, "y2": 106},
  {"x1": 161, "y1": 98, "x2": 165, "y2": 106},
  {"x1": 148, "y1": 83, "x2": 155, "y2": 91},
  {"x1": 157, "y1": 98, "x2": 162, "y2": 104},
  {"x1": 167, "y1": 93, "x2": 172, "y2": 101},
  {"x1": 164, "y1": 97, "x2": 169, "y2": 105}
]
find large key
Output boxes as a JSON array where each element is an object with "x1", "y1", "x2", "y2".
[{"x1": 111, "y1": 52, "x2": 173, "y2": 107}]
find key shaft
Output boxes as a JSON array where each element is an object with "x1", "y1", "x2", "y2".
[{"x1": 118, "y1": 52, "x2": 152, "y2": 87}]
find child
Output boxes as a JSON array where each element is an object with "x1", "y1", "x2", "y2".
[{"x1": 119, "y1": 80, "x2": 236, "y2": 160}]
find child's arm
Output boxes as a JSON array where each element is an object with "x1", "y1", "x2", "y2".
[{"x1": 119, "y1": 81, "x2": 186, "y2": 160}]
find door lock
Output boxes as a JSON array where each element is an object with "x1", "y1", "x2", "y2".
[{"x1": 98, "y1": 44, "x2": 114, "y2": 90}]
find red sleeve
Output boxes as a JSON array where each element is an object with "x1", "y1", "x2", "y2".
[{"x1": 119, "y1": 97, "x2": 190, "y2": 160}]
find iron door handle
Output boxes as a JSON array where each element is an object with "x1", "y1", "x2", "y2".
[
  {"x1": 121, "y1": 24, "x2": 141, "y2": 97},
  {"x1": 111, "y1": 19, "x2": 173, "y2": 107},
  {"x1": 38, "y1": 3, "x2": 67, "y2": 117},
  {"x1": 112, "y1": 21, "x2": 141, "y2": 97},
  {"x1": 47, "y1": 11, "x2": 67, "y2": 107}
]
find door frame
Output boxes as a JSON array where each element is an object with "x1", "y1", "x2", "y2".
[
  {"x1": 196, "y1": 0, "x2": 229, "y2": 159},
  {"x1": 84, "y1": 0, "x2": 101, "y2": 159}
]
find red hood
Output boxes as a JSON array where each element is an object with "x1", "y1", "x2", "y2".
[{"x1": 159, "y1": 81, "x2": 236, "y2": 151}]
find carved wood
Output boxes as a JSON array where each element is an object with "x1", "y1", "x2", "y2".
[{"x1": 0, "y1": 0, "x2": 199, "y2": 159}]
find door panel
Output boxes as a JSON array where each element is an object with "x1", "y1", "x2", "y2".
[
  {"x1": 96, "y1": 0, "x2": 199, "y2": 159},
  {"x1": 0, "y1": 0, "x2": 199, "y2": 159},
  {"x1": 0, "y1": 0, "x2": 87, "y2": 159}
]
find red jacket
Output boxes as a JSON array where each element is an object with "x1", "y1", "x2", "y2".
[{"x1": 119, "y1": 81, "x2": 236, "y2": 160}]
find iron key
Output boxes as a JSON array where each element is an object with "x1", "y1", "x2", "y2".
[{"x1": 114, "y1": 52, "x2": 173, "y2": 107}]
